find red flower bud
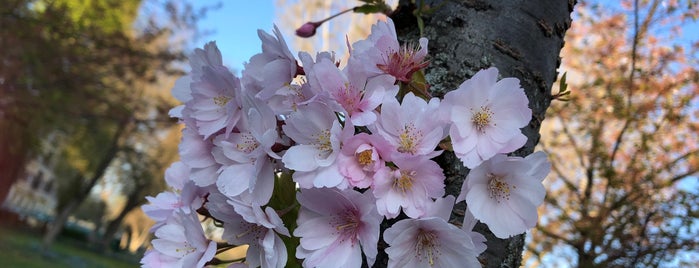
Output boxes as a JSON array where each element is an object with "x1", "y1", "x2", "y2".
[{"x1": 295, "y1": 22, "x2": 320, "y2": 38}]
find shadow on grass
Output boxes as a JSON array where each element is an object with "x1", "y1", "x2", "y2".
[{"x1": 0, "y1": 224, "x2": 140, "y2": 268}]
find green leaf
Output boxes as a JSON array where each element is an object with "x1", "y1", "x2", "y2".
[
  {"x1": 268, "y1": 171, "x2": 297, "y2": 211},
  {"x1": 559, "y1": 72, "x2": 568, "y2": 94},
  {"x1": 553, "y1": 72, "x2": 571, "y2": 101},
  {"x1": 416, "y1": 16, "x2": 425, "y2": 37}
]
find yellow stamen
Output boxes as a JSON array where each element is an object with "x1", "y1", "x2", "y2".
[
  {"x1": 487, "y1": 173, "x2": 515, "y2": 202},
  {"x1": 398, "y1": 124, "x2": 422, "y2": 154},
  {"x1": 336, "y1": 222, "x2": 358, "y2": 231},
  {"x1": 393, "y1": 170, "x2": 416, "y2": 193},
  {"x1": 415, "y1": 229, "x2": 438, "y2": 266},
  {"x1": 471, "y1": 106, "x2": 493, "y2": 132},
  {"x1": 213, "y1": 95, "x2": 232, "y2": 107},
  {"x1": 236, "y1": 132, "x2": 259, "y2": 154},
  {"x1": 314, "y1": 129, "x2": 332, "y2": 153},
  {"x1": 356, "y1": 150, "x2": 374, "y2": 166}
]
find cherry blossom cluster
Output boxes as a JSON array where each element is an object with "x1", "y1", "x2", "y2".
[{"x1": 141, "y1": 18, "x2": 551, "y2": 268}]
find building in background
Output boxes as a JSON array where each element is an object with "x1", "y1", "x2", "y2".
[{"x1": 2, "y1": 134, "x2": 59, "y2": 226}]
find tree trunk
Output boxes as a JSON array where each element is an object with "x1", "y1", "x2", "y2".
[
  {"x1": 95, "y1": 187, "x2": 144, "y2": 252},
  {"x1": 377, "y1": 0, "x2": 575, "y2": 267},
  {"x1": 0, "y1": 125, "x2": 29, "y2": 209},
  {"x1": 42, "y1": 198, "x2": 78, "y2": 247},
  {"x1": 41, "y1": 118, "x2": 129, "y2": 248}
]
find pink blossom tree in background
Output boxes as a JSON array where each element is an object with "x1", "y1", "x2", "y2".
[{"x1": 526, "y1": 0, "x2": 699, "y2": 266}]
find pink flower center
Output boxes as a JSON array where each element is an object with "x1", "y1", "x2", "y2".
[
  {"x1": 331, "y1": 209, "x2": 361, "y2": 245},
  {"x1": 334, "y1": 82, "x2": 363, "y2": 114},
  {"x1": 377, "y1": 44, "x2": 429, "y2": 82},
  {"x1": 414, "y1": 228, "x2": 439, "y2": 266},
  {"x1": 236, "y1": 222, "x2": 266, "y2": 240},
  {"x1": 397, "y1": 123, "x2": 423, "y2": 154},
  {"x1": 471, "y1": 106, "x2": 494, "y2": 133},
  {"x1": 487, "y1": 173, "x2": 515, "y2": 202},
  {"x1": 393, "y1": 170, "x2": 416, "y2": 194}
]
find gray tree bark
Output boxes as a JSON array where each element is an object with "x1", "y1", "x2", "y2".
[{"x1": 372, "y1": 1, "x2": 575, "y2": 267}]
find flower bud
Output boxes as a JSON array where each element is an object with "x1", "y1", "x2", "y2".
[{"x1": 295, "y1": 22, "x2": 320, "y2": 38}]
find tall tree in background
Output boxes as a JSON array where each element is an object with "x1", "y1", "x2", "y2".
[
  {"x1": 92, "y1": 126, "x2": 181, "y2": 252},
  {"x1": 278, "y1": 0, "x2": 574, "y2": 266},
  {"x1": 0, "y1": 0, "x2": 201, "y2": 247},
  {"x1": 527, "y1": 1, "x2": 699, "y2": 267}
]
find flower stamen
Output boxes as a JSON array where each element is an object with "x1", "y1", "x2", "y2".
[
  {"x1": 314, "y1": 129, "x2": 332, "y2": 154},
  {"x1": 393, "y1": 170, "x2": 416, "y2": 194},
  {"x1": 356, "y1": 149, "x2": 374, "y2": 166},
  {"x1": 213, "y1": 95, "x2": 231, "y2": 107},
  {"x1": 487, "y1": 173, "x2": 515, "y2": 203},
  {"x1": 397, "y1": 123, "x2": 422, "y2": 154},
  {"x1": 415, "y1": 229, "x2": 439, "y2": 266},
  {"x1": 471, "y1": 106, "x2": 494, "y2": 132},
  {"x1": 236, "y1": 132, "x2": 259, "y2": 154}
]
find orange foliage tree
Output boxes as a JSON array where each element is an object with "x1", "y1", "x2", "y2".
[{"x1": 527, "y1": 0, "x2": 699, "y2": 266}]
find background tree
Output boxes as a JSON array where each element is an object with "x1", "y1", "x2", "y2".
[
  {"x1": 526, "y1": 0, "x2": 699, "y2": 267},
  {"x1": 0, "y1": 0, "x2": 203, "y2": 248},
  {"x1": 91, "y1": 125, "x2": 181, "y2": 252}
]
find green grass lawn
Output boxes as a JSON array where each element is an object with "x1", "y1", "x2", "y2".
[{"x1": 0, "y1": 225, "x2": 139, "y2": 268}]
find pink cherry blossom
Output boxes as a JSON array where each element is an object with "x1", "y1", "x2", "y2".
[
  {"x1": 213, "y1": 143, "x2": 276, "y2": 205},
  {"x1": 141, "y1": 249, "x2": 178, "y2": 268},
  {"x1": 383, "y1": 197, "x2": 481, "y2": 268},
  {"x1": 142, "y1": 181, "x2": 204, "y2": 232},
  {"x1": 168, "y1": 75, "x2": 192, "y2": 118},
  {"x1": 462, "y1": 209, "x2": 488, "y2": 255},
  {"x1": 373, "y1": 92, "x2": 447, "y2": 158},
  {"x1": 206, "y1": 193, "x2": 289, "y2": 268},
  {"x1": 336, "y1": 133, "x2": 393, "y2": 188},
  {"x1": 189, "y1": 65, "x2": 243, "y2": 139},
  {"x1": 457, "y1": 152, "x2": 550, "y2": 238},
  {"x1": 294, "y1": 188, "x2": 382, "y2": 267},
  {"x1": 183, "y1": 42, "x2": 243, "y2": 139},
  {"x1": 178, "y1": 126, "x2": 219, "y2": 187},
  {"x1": 169, "y1": 42, "x2": 223, "y2": 120},
  {"x1": 310, "y1": 57, "x2": 394, "y2": 126},
  {"x1": 442, "y1": 67, "x2": 532, "y2": 168},
  {"x1": 255, "y1": 51, "x2": 335, "y2": 116},
  {"x1": 383, "y1": 218, "x2": 481, "y2": 268},
  {"x1": 350, "y1": 18, "x2": 428, "y2": 82},
  {"x1": 281, "y1": 102, "x2": 351, "y2": 188},
  {"x1": 243, "y1": 25, "x2": 297, "y2": 101},
  {"x1": 142, "y1": 162, "x2": 205, "y2": 231},
  {"x1": 149, "y1": 211, "x2": 217, "y2": 268},
  {"x1": 189, "y1": 41, "x2": 224, "y2": 79},
  {"x1": 372, "y1": 156, "x2": 445, "y2": 218},
  {"x1": 163, "y1": 161, "x2": 190, "y2": 190},
  {"x1": 213, "y1": 92, "x2": 280, "y2": 204}
]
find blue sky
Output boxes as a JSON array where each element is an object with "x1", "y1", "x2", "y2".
[{"x1": 192, "y1": 1, "x2": 276, "y2": 71}]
